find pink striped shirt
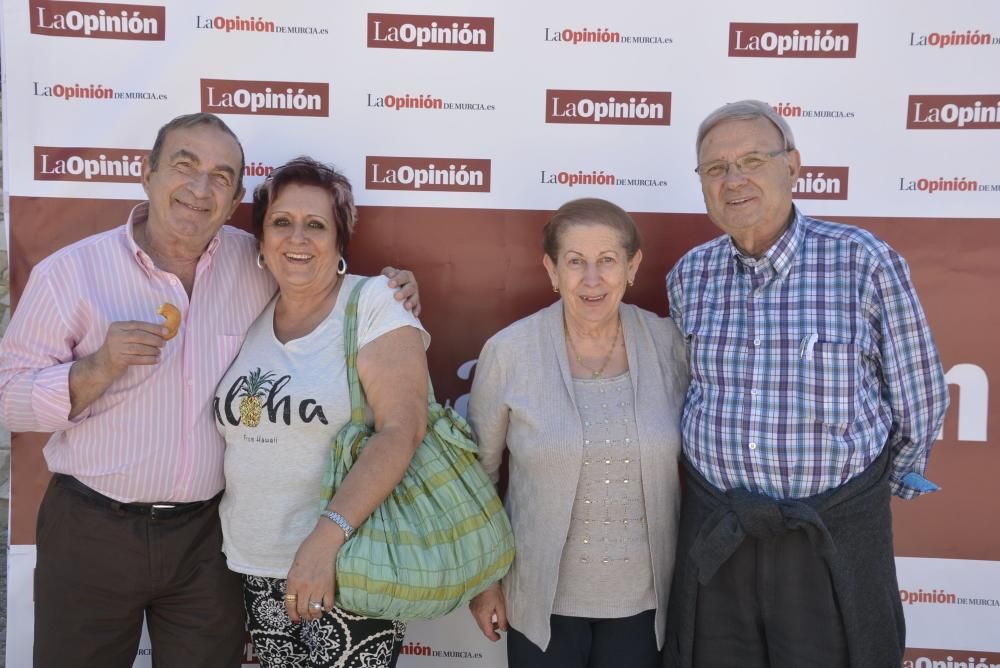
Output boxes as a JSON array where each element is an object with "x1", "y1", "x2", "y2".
[{"x1": 0, "y1": 203, "x2": 275, "y2": 502}]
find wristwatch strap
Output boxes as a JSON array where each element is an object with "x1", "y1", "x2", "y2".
[{"x1": 321, "y1": 510, "x2": 355, "y2": 540}]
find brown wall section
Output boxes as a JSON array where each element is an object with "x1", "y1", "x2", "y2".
[{"x1": 8, "y1": 197, "x2": 1000, "y2": 562}]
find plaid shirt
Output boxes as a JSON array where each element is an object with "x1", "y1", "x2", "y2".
[{"x1": 667, "y1": 209, "x2": 948, "y2": 500}]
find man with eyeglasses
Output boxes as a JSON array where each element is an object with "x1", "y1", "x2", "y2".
[{"x1": 662, "y1": 100, "x2": 948, "y2": 668}]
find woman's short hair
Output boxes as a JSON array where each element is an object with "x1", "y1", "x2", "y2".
[
  {"x1": 251, "y1": 156, "x2": 357, "y2": 257},
  {"x1": 695, "y1": 99, "x2": 796, "y2": 157},
  {"x1": 542, "y1": 198, "x2": 641, "y2": 262}
]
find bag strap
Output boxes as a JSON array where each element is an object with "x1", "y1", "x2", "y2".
[
  {"x1": 342, "y1": 275, "x2": 438, "y2": 424},
  {"x1": 343, "y1": 277, "x2": 370, "y2": 426}
]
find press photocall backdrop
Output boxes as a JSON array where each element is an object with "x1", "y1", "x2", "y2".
[{"x1": 2, "y1": 0, "x2": 999, "y2": 665}]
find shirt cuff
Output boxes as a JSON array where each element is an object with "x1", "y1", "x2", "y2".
[
  {"x1": 31, "y1": 363, "x2": 91, "y2": 428},
  {"x1": 892, "y1": 471, "x2": 941, "y2": 499}
]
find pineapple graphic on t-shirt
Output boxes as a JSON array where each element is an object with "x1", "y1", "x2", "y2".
[
  {"x1": 238, "y1": 368, "x2": 274, "y2": 427},
  {"x1": 214, "y1": 366, "x2": 329, "y2": 430}
]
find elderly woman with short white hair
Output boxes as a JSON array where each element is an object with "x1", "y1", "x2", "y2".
[{"x1": 467, "y1": 197, "x2": 689, "y2": 668}]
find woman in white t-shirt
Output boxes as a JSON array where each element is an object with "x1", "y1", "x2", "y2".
[{"x1": 215, "y1": 157, "x2": 429, "y2": 668}]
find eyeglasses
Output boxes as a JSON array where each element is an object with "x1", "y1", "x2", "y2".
[{"x1": 694, "y1": 148, "x2": 789, "y2": 181}]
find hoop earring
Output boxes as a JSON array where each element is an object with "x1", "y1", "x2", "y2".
[
  {"x1": 628, "y1": 279, "x2": 634, "y2": 287},
  {"x1": 337, "y1": 257, "x2": 348, "y2": 276},
  {"x1": 552, "y1": 286, "x2": 559, "y2": 293},
  {"x1": 256, "y1": 252, "x2": 265, "y2": 270}
]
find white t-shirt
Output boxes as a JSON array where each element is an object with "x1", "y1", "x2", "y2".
[{"x1": 215, "y1": 274, "x2": 429, "y2": 577}]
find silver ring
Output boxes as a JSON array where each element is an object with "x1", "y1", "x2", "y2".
[{"x1": 309, "y1": 601, "x2": 323, "y2": 611}]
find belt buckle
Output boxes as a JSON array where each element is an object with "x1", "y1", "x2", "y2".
[{"x1": 150, "y1": 503, "x2": 177, "y2": 520}]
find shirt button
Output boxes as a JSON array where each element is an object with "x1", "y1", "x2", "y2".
[
  {"x1": 750, "y1": 389, "x2": 758, "y2": 396},
  {"x1": 749, "y1": 442, "x2": 758, "y2": 450},
  {"x1": 753, "y1": 338, "x2": 761, "y2": 346}
]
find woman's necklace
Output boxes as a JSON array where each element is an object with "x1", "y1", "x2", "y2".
[{"x1": 564, "y1": 316, "x2": 622, "y2": 379}]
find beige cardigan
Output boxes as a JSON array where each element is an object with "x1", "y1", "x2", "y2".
[{"x1": 469, "y1": 300, "x2": 689, "y2": 651}]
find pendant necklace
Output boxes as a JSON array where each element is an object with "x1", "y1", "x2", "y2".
[{"x1": 564, "y1": 317, "x2": 622, "y2": 379}]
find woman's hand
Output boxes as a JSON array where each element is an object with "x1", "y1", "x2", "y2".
[
  {"x1": 381, "y1": 266, "x2": 421, "y2": 317},
  {"x1": 284, "y1": 520, "x2": 344, "y2": 623},
  {"x1": 469, "y1": 582, "x2": 508, "y2": 641}
]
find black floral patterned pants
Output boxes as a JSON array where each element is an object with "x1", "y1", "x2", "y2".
[{"x1": 242, "y1": 574, "x2": 406, "y2": 668}]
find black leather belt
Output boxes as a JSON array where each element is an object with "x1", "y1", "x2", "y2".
[{"x1": 53, "y1": 474, "x2": 218, "y2": 520}]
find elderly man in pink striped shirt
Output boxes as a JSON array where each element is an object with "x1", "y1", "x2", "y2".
[{"x1": 0, "y1": 113, "x2": 418, "y2": 667}]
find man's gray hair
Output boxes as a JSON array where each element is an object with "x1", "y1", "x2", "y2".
[{"x1": 696, "y1": 100, "x2": 796, "y2": 157}]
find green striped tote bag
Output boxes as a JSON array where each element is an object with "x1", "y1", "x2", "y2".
[{"x1": 320, "y1": 277, "x2": 515, "y2": 620}]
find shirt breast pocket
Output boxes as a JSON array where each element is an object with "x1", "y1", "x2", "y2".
[{"x1": 796, "y1": 340, "x2": 859, "y2": 427}]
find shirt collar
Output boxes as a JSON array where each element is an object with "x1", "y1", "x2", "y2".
[
  {"x1": 127, "y1": 201, "x2": 224, "y2": 276},
  {"x1": 126, "y1": 202, "x2": 155, "y2": 276},
  {"x1": 728, "y1": 207, "x2": 804, "y2": 280},
  {"x1": 764, "y1": 208, "x2": 804, "y2": 280}
]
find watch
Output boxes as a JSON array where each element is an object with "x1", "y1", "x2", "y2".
[{"x1": 321, "y1": 510, "x2": 355, "y2": 540}]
